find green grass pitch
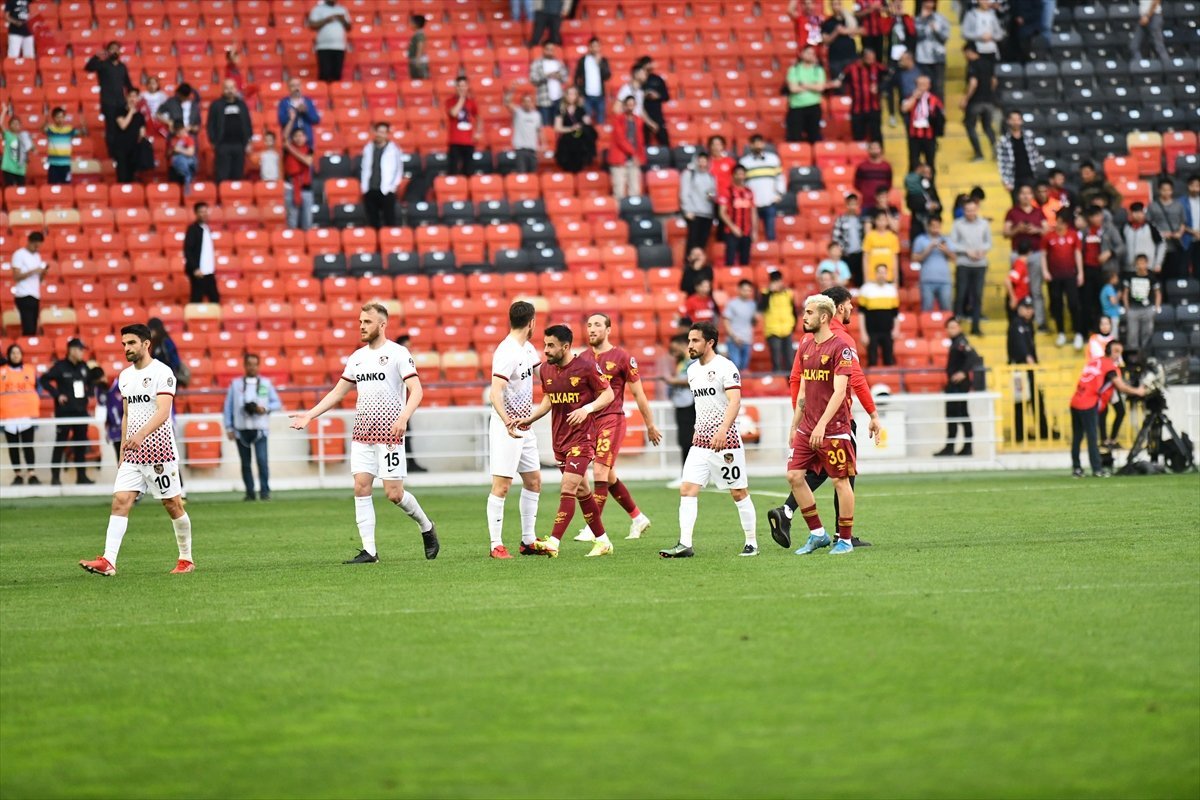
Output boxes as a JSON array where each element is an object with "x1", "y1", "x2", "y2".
[{"x1": 1, "y1": 472, "x2": 1198, "y2": 799}]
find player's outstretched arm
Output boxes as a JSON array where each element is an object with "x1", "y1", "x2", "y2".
[
  {"x1": 809, "y1": 374, "x2": 848, "y2": 446},
  {"x1": 126, "y1": 395, "x2": 173, "y2": 452},
  {"x1": 289, "y1": 378, "x2": 352, "y2": 430},
  {"x1": 628, "y1": 381, "x2": 662, "y2": 445}
]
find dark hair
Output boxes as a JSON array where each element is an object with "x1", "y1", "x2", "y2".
[
  {"x1": 874, "y1": 210, "x2": 890, "y2": 222},
  {"x1": 1157, "y1": 176, "x2": 1174, "y2": 189},
  {"x1": 962, "y1": 41, "x2": 978, "y2": 53},
  {"x1": 5, "y1": 343, "x2": 21, "y2": 364},
  {"x1": 588, "y1": 36, "x2": 600, "y2": 45},
  {"x1": 845, "y1": 192, "x2": 859, "y2": 202},
  {"x1": 1080, "y1": 160, "x2": 1096, "y2": 171},
  {"x1": 244, "y1": 353, "x2": 260, "y2": 364},
  {"x1": 737, "y1": 279, "x2": 755, "y2": 289},
  {"x1": 27, "y1": 231, "x2": 44, "y2": 244},
  {"x1": 707, "y1": 134, "x2": 725, "y2": 148},
  {"x1": 690, "y1": 321, "x2": 719, "y2": 345},
  {"x1": 509, "y1": 300, "x2": 535, "y2": 329},
  {"x1": 1054, "y1": 209, "x2": 1071, "y2": 224},
  {"x1": 1105, "y1": 340, "x2": 1121, "y2": 356},
  {"x1": 670, "y1": 333, "x2": 689, "y2": 346},
  {"x1": 106, "y1": 40, "x2": 120, "y2": 49},
  {"x1": 732, "y1": 164, "x2": 746, "y2": 174},
  {"x1": 177, "y1": 82, "x2": 193, "y2": 97},
  {"x1": 193, "y1": 201, "x2": 208, "y2": 214},
  {"x1": 1130, "y1": 202, "x2": 1145, "y2": 213},
  {"x1": 749, "y1": 133, "x2": 764, "y2": 142},
  {"x1": 1135, "y1": 253, "x2": 1149, "y2": 262},
  {"x1": 51, "y1": 106, "x2": 65, "y2": 117},
  {"x1": 1188, "y1": 172, "x2": 1200, "y2": 183},
  {"x1": 944, "y1": 316, "x2": 959, "y2": 327},
  {"x1": 969, "y1": 186, "x2": 986, "y2": 201},
  {"x1": 1085, "y1": 205, "x2": 1103, "y2": 217},
  {"x1": 1049, "y1": 168, "x2": 1065, "y2": 179},
  {"x1": 121, "y1": 323, "x2": 153, "y2": 342},
  {"x1": 822, "y1": 286, "x2": 852, "y2": 306},
  {"x1": 1016, "y1": 240, "x2": 1032, "y2": 255},
  {"x1": 373, "y1": 120, "x2": 391, "y2": 131},
  {"x1": 411, "y1": 14, "x2": 426, "y2": 27},
  {"x1": 588, "y1": 312, "x2": 612, "y2": 328},
  {"x1": 544, "y1": 324, "x2": 573, "y2": 344}
]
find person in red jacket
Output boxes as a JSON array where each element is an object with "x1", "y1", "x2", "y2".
[
  {"x1": 1069, "y1": 340, "x2": 1145, "y2": 477},
  {"x1": 768, "y1": 285, "x2": 882, "y2": 549},
  {"x1": 608, "y1": 95, "x2": 646, "y2": 199}
]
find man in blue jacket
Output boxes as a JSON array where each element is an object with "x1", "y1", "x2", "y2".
[
  {"x1": 276, "y1": 78, "x2": 321, "y2": 147},
  {"x1": 224, "y1": 354, "x2": 283, "y2": 501}
]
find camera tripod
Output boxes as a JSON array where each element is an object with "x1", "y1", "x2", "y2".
[{"x1": 1119, "y1": 398, "x2": 1196, "y2": 474}]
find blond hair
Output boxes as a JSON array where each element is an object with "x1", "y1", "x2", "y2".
[{"x1": 803, "y1": 294, "x2": 836, "y2": 321}]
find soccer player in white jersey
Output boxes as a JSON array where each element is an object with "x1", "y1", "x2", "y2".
[
  {"x1": 659, "y1": 321, "x2": 758, "y2": 558},
  {"x1": 289, "y1": 302, "x2": 439, "y2": 563},
  {"x1": 79, "y1": 323, "x2": 194, "y2": 576},
  {"x1": 485, "y1": 301, "x2": 542, "y2": 559}
]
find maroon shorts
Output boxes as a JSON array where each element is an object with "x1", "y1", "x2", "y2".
[
  {"x1": 555, "y1": 442, "x2": 595, "y2": 476},
  {"x1": 592, "y1": 416, "x2": 625, "y2": 470},
  {"x1": 787, "y1": 431, "x2": 857, "y2": 479}
]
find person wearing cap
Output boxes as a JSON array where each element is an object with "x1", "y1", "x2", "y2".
[
  {"x1": 1007, "y1": 296, "x2": 1048, "y2": 443},
  {"x1": 39, "y1": 339, "x2": 106, "y2": 486}
]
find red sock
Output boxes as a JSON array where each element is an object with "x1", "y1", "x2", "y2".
[
  {"x1": 800, "y1": 504, "x2": 823, "y2": 532},
  {"x1": 593, "y1": 480, "x2": 609, "y2": 516},
  {"x1": 837, "y1": 516, "x2": 853, "y2": 541},
  {"x1": 579, "y1": 493, "x2": 607, "y2": 538},
  {"x1": 609, "y1": 479, "x2": 640, "y2": 518},
  {"x1": 550, "y1": 492, "x2": 576, "y2": 540}
]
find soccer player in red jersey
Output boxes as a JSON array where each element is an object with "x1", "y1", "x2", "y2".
[
  {"x1": 788, "y1": 295, "x2": 860, "y2": 555},
  {"x1": 509, "y1": 325, "x2": 615, "y2": 558},
  {"x1": 574, "y1": 313, "x2": 663, "y2": 543}
]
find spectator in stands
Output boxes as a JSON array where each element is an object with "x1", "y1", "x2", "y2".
[
  {"x1": 914, "y1": 216, "x2": 953, "y2": 311},
  {"x1": 157, "y1": 83, "x2": 202, "y2": 140},
  {"x1": 1148, "y1": 177, "x2": 1186, "y2": 280},
  {"x1": 407, "y1": 15, "x2": 429, "y2": 80},
  {"x1": 0, "y1": 106, "x2": 32, "y2": 187},
  {"x1": 85, "y1": 41, "x2": 134, "y2": 159},
  {"x1": 722, "y1": 280, "x2": 759, "y2": 372},
  {"x1": 639, "y1": 56, "x2": 670, "y2": 147},
  {"x1": 528, "y1": 0, "x2": 565, "y2": 47},
  {"x1": 785, "y1": 45, "x2": 827, "y2": 143},
  {"x1": 884, "y1": 0, "x2": 916, "y2": 127},
  {"x1": 832, "y1": 193, "x2": 866, "y2": 285},
  {"x1": 718, "y1": 165, "x2": 755, "y2": 267},
  {"x1": 608, "y1": 95, "x2": 646, "y2": 200},
  {"x1": 681, "y1": 278, "x2": 719, "y2": 325},
  {"x1": 960, "y1": 42, "x2": 997, "y2": 163},
  {"x1": 886, "y1": 50, "x2": 921, "y2": 130},
  {"x1": 1122, "y1": 254, "x2": 1162, "y2": 354},
  {"x1": 914, "y1": 0, "x2": 949, "y2": 98},
  {"x1": 855, "y1": 0, "x2": 887, "y2": 64},
  {"x1": 573, "y1": 37, "x2": 611, "y2": 125},
  {"x1": 44, "y1": 107, "x2": 84, "y2": 185},
  {"x1": 276, "y1": 78, "x2": 321, "y2": 148},
  {"x1": 1077, "y1": 161, "x2": 1121, "y2": 211},
  {"x1": 860, "y1": 264, "x2": 899, "y2": 366},
  {"x1": 552, "y1": 86, "x2": 595, "y2": 173},
  {"x1": 5, "y1": 0, "x2": 33, "y2": 58},
  {"x1": 1122, "y1": 202, "x2": 1164, "y2": 274},
  {"x1": 816, "y1": 270, "x2": 837, "y2": 292},
  {"x1": 680, "y1": 247, "x2": 714, "y2": 296},
  {"x1": 184, "y1": 203, "x2": 219, "y2": 303},
  {"x1": 1004, "y1": 185, "x2": 1049, "y2": 328},
  {"x1": 445, "y1": 77, "x2": 480, "y2": 176},
  {"x1": 1099, "y1": 272, "x2": 1124, "y2": 344},
  {"x1": 1007, "y1": 296, "x2": 1049, "y2": 443},
  {"x1": 837, "y1": 47, "x2": 886, "y2": 143},
  {"x1": 615, "y1": 64, "x2": 646, "y2": 120},
  {"x1": 207, "y1": 80, "x2": 252, "y2": 183},
  {"x1": 740, "y1": 135, "x2": 784, "y2": 242},
  {"x1": 147, "y1": 318, "x2": 182, "y2": 377},
  {"x1": 0, "y1": 344, "x2": 39, "y2": 485},
  {"x1": 530, "y1": 42, "x2": 568, "y2": 127},
  {"x1": 1080, "y1": 205, "x2": 1124, "y2": 333},
  {"x1": 360, "y1": 122, "x2": 403, "y2": 229},
  {"x1": 863, "y1": 209, "x2": 900, "y2": 283},
  {"x1": 818, "y1": 241, "x2": 852, "y2": 287},
  {"x1": 1008, "y1": 0, "x2": 1043, "y2": 63},
  {"x1": 40, "y1": 338, "x2": 105, "y2": 486},
  {"x1": 140, "y1": 76, "x2": 168, "y2": 120},
  {"x1": 950, "y1": 199, "x2": 991, "y2": 336},
  {"x1": 10, "y1": 231, "x2": 46, "y2": 335},
  {"x1": 961, "y1": 0, "x2": 1004, "y2": 60},
  {"x1": 282, "y1": 119, "x2": 315, "y2": 231},
  {"x1": 901, "y1": 74, "x2": 942, "y2": 177},
  {"x1": 224, "y1": 354, "x2": 283, "y2": 502},
  {"x1": 1046, "y1": 168, "x2": 1077, "y2": 216},
  {"x1": 680, "y1": 153, "x2": 717, "y2": 254},
  {"x1": 853, "y1": 140, "x2": 892, "y2": 209},
  {"x1": 789, "y1": 0, "x2": 826, "y2": 53},
  {"x1": 505, "y1": 90, "x2": 543, "y2": 175},
  {"x1": 759, "y1": 271, "x2": 797, "y2": 373},
  {"x1": 308, "y1": 0, "x2": 352, "y2": 82},
  {"x1": 1130, "y1": 0, "x2": 1169, "y2": 64},
  {"x1": 1042, "y1": 210, "x2": 1084, "y2": 350},
  {"x1": 257, "y1": 131, "x2": 281, "y2": 182},
  {"x1": 111, "y1": 89, "x2": 146, "y2": 185},
  {"x1": 904, "y1": 160, "x2": 942, "y2": 239},
  {"x1": 169, "y1": 120, "x2": 198, "y2": 195},
  {"x1": 1007, "y1": 240, "x2": 1032, "y2": 313},
  {"x1": 1184, "y1": 174, "x2": 1200, "y2": 276},
  {"x1": 821, "y1": 1, "x2": 858, "y2": 82},
  {"x1": 707, "y1": 135, "x2": 736, "y2": 205},
  {"x1": 934, "y1": 317, "x2": 977, "y2": 457},
  {"x1": 997, "y1": 111, "x2": 1042, "y2": 201}
]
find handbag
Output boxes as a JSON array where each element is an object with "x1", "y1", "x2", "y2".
[{"x1": 135, "y1": 138, "x2": 156, "y2": 172}]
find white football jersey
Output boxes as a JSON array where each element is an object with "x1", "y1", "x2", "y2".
[
  {"x1": 119, "y1": 358, "x2": 178, "y2": 464},
  {"x1": 490, "y1": 334, "x2": 539, "y2": 420},
  {"x1": 687, "y1": 354, "x2": 742, "y2": 449},
  {"x1": 342, "y1": 340, "x2": 418, "y2": 445}
]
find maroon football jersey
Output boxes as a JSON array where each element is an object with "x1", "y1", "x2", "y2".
[
  {"x1": 541, "y1": 353, "x2": 610, "y2": 454},
  {"x1": 796, "y1": 334, "x2": 856, "y2": 437},
  {"x1": 588, "y1": 346, "x2": 640, "y2": 421}
]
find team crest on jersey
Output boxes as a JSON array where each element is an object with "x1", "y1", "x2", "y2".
[
  {"x1": 166, "y1": 376, "x2": 174, "y2": 387},
  {"x1": 153, "y1": 464, "x2": 164, "y2": 474},
  {"x1": 570, "y1": 376, "x2": 581, "y2": 386},
  {"x1": 386, "y1": 444, "x2": 396, "y2": 451},
  {"x1": 732, "y1": 372, "x2": 740, "y2": 382},
  {"x1": 707, "y1": 370, "x2": 716, "y2": 382},
  {"x1": 379, "y1": 355, "x2": 389, "y2": 365},
  {"x1": 606, "y1": 361, "x2": 616, "y2": 371},
  {"x1": 821, "y1": 354, "x2": 830, "y2": 364},
  {"x1": 841, "y1": 348, "x2": 855, "y2": 361},
  {"x1": 142, "y1": 377, "x2": 152, "y2": 387},
  {"x1": 723, "y1": 452, "x2": 734, "y2": 464}
]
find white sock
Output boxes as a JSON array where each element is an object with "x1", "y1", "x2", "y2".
[
  {"x1": 487, "y1": 494, "x2": 506, "y2": 548},
  {"x1": 544, "y1": 535, "x2": 560, "y2": 551},
  {"x1": 172, "y1": 513, "x2": 192, "y2": 561},
  {"x1": 103, "y1": 515, "x2": 128, "y2": 566},
  {"x1": 519, "y1": 489, "x2": 539, "y2": 544},
  {"x1": 633, "y1": 512, "x2": 649, "y2": 525},
  {"x1": 811, "y1": 526, "x2": 827, "y2": 538},
  {"x1": 397, "y1": 491, "x2": 432, "y2": 533},
  {"x1": 354, "y1": 496, "x2": 377, "y2": 556},
  {"x1": 678, "y1": 495, "x2": 698, "y2": 547},
  {"x1": 595, "y1": 532, "x2": 611, "y2": 545},
  {"x1": 735, "y1": 497, "x2": 757, "y2": 548}
]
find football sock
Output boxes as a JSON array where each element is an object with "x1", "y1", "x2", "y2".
[
  {"x1": 103, "y1": 515, "x2": 129, "y2": 566},
  {"x1": 550, "y1": 492, "x2": 576, "y2": 540},
  {"x1": 579, "y1": 493, "x2": 607, "y2": 538},
  {"x1": 487, "y1": 494, "x2": 506, "y2": 548},
  {"x1": 171, "y1": 513, "x2": 192, "y2": 561},
  {"x1": 354, "y1": 496, "x2": 377, "y2": 556},
  {"x1": 609, "y1": 479, "x2": 641, "y2": 517},
  {"x1": 799, "y1": 503, "x2": 824, "y2": 534},
  {"x1": 785, "y1": 492, "x2": 799, "y2": 512},
  {"x1": 837, "y1": 516, "x2": 854, "y2": 541},
  {"x1": 678, "y1": 495, "x2": 698, "y2": 547},
  {"x1": 593, "y1": 480, "x2": 610, "y2": 515},
  {"x1": 735, "y1": 496, "x2": 757, "y2": 547},
  {"x1": 396, "y1": 491, "x2": 432, "y2": 533},
  {"x1": 519, "y1": 489, "x2": 539, "y2": 545}
]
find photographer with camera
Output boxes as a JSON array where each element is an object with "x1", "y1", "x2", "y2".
[
  {"x1": 1069, "y1": 340, "x2": 1146, "y2": 478},
  {"x1": 223, "y1": 354, "x2": 282, "y2": 501}
]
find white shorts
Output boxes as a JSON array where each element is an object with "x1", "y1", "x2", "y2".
[
  {"x1": 350, "y1": 440, "x2": 407, "y2": 481},
  {"x1": 114, "y1": 460, "x2": 183, "y2": 500},
  {"x1": 8, "y1": 34, "x2": 34, "y2": 59},
  {"x1": 488, "y1": 416, "x2": 540, "y2": 479},
  {"x1": 681, "y1": 446, "x2": 749, "y2": 490}
]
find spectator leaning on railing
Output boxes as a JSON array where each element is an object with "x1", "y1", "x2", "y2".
[{"x1": 224, "y1": 354, "x2": 283, "y2": 502}]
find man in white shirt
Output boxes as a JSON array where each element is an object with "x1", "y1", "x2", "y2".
[
  {"x1": 10, "y1": 231, "x2": 47, "y2": 336},
  {"x1": 360, "y1": 121, "x2": 404, "y2": 229},
  {"x1": 529, "y1": 42, "x2": 568, "y2": 127},
  {"x1": 307, "y1": 0, "x2": 352, "y2": 82},
  {"x1": 572, "y1": 37, "x2": 612, "y2": 124},
  {"x1": 183, "y1": 202, "x2": 218, "y2": 303},
  {"x1": 505, "y1": 91, "x2": 543, "y2": 175}
]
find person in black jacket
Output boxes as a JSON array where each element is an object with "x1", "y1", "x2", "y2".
[
  {"x1": 85, "y1": 42, "x2": 134, "y2": 159},
  {"x1": 206, "y1": 79, "x2": 253, "y2": 183},
  {"x1": 572, "y1": 37, "x2": 611, "y2": 125},
  {"x1": 183, "y1": 203, "x2": 219, "y2": 303},
  {"x1": 934, "y1": 317, "x2": 978, "y2": 457},
  {"x1": 528, "y1": 0, "x2": 564, "y2": 46},
  {"x1": 640, "y1": 55, "x2": 670, "y2": 147},
  {"x1": 156, "y1": 83, "x2": 202, "y2": 136},
  {"x1": 1006, "y1": 297, "x2": 1048, "y2": 443},
  {"x1": 110, "y1": 89, "x2": 146, "y2": 184},
  {"x1": 39, "y1": 338, "x2": 106, "y2": 486}
]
